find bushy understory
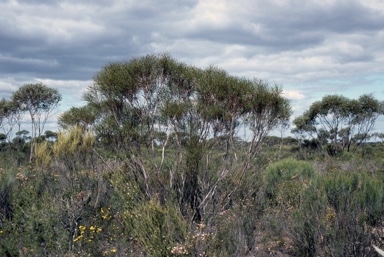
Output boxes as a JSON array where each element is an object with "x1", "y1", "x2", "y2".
[{"x1": 1, "y1": 129, "x2": 384, "y2": 257}]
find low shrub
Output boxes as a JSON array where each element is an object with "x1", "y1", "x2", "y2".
[
  {"x1": 289, "y1": 171, "x2": 384, "y2": 256},
  {"x1": 263, "y1": 158, "x2": 317, "y2": 206}
]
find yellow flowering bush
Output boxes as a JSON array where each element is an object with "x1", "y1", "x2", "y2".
[
  {"x1": 72, "y1": 206, "x2": 124, "y2": 255},
  {"x1": 73, "y1": 224, "x2": 103, "y2": 244}
]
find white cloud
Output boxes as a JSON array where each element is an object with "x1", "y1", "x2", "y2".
[
  {"x1": 189, "y1": 1, "x2": 232, "y2": 29},
  {"x1": 36, "y1": 79, "x2": 91, "y2": 91},
  {"x1": 283, "y1": 90, "x2": 305, "y2": 100}
]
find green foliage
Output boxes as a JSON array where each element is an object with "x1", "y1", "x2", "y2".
[
  {"x1": 0, "y1": 98, "x2": 23, "y2": 145},
  {"x1": 289, "y1": 178, "x2": 327, "y2": 256},
  {"x1": 0, "y1": 167, "x2": 69, "y2": 256},
  {"x1": 12, "y1": 83, "x2": 62, "y2": 114},
  {"x1": 324, "y1": 172, "x2": 384, "y2": 226},
  {"x1": 0, "y1": 98, "x2": 16, "y2": 129},
  {"x1": 58, "y1": 105, "x2": 100, "y2": 130},
  {"x1": 0, "y1": 125, "x2": 112, "y2": 256},
  {"x1": 289, "y1": 171, "x2": 384, "y2": 256},
  {"x1": 264, "y1": 158, "x2": 317, "y2": 205},
  {"x1": 111, "y1": 170, "x2": 188, "y2": 257},
  {"x1": 293, "y1": 94, "x2": 384, "y2": 157},
  {"x1": 12, "y1": 83, "x2": 62, "y2": 161}
]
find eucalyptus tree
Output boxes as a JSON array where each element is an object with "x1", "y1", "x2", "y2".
[
  {"x1": 196, "y1": 67, "x2": 251, "y2": 158},
  {"x1": 0, "y1": 98, "x2": 24, "y2": 143},
  {"x1": 244, "y1": 80, "x2": 291, "y2": 164},
  {"x1": 194, "y1": 72, "x2": 291, "y2": 215},
  {"x1": 12, "y1": 83, "x2": 62, "y2": 161},
  {"x1": 0, "y1": 99, "x2": 13, "y2": 137},
  {"x1": 84, "y1": 54, "x2": 180, "y2": 198},
  {"x1": 292, "y1": 94, "x2": 384, "y2": 155},
  {"x1": 0, "y1": 99, "x2": 7, "y2": 129},
  {"x1": 58, "y1": 105, "x2": 100, "y2": 131},
  {"x1": 78, "y1": 54, "x2": 291, "y2": 222},
  {"x1": 349, "y1": 94, "x2": 384, "y2": 150},
  {"x1": 86, "y1": 54, "x2": 210, "y2": 220}
]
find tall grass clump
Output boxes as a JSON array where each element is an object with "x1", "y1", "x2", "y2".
[{"x1": 290, "y1": 171, "x2": 384, "y2": 256}]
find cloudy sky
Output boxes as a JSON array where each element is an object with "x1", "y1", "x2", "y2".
[{"x1": 1, "y1": 0, "x2": 383, "y2": 132}]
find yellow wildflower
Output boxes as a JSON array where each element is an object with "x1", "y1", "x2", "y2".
[
  {"x1": 97, "y1": 227, "x2": 102, "y2": 233},
  {"x1": 90, "y1": 226, "x2": 96, "y2": 232},
  {"x1": 111, "y1": 249, "x2": 117, "y2": 253},
  {"x1": 73, "y1": 235, "x2": 83, "y2": 243}
]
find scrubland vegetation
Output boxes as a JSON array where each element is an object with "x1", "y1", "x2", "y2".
[{"x1": 1, "y1": 54, "x2": 384, "y2": 256}]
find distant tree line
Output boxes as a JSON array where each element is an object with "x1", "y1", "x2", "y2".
[{"x1": 1, "y1": 55, "x2": 384, "y2": 162}]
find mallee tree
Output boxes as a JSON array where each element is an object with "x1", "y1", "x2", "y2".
[
  {"x1": 60, "y1": 54, "x2": 291, "y2": 222},
  {"x1": 292, "y1": 94, "x2": 384, "y2": 155},
  {"x1": 12, "y1": 83, "x2": 62, "y2": 161}
]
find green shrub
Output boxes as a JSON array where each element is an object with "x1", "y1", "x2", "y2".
[
  {"x1": 289, "y1": 177, "x2": 327, "y2": 256},
  {"x1": 0, "y1": 169, "x2": 69, "y2": 256},
  {"x1": 324, "y1": 172, "x2": 384, "y2": 226},
  {"x1": 289, "y1": 172, "x2": 384, "y2": 256},
  {"x1": 111, "y1": 170, "x2": 188, "y2": 257},
  {"x1": 264, "y1": 158, "x2": 317, "y2": 206}
]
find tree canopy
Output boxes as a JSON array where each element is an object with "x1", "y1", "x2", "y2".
[
  {"x1": 292, "y1": 94, "x2": 384, "y2": 155},
  {"x1": 62, "y1": 54, "x2": 291, "y2": 148},
  {"x1": 12, "y1": 83, "x2": 62, "y2": 160}
]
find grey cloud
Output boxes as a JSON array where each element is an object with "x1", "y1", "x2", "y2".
[
  {"x1": 16, "y1": 0, "x2": 59, "y2": 5},
  {"x1": 0, "y1": 0, "x2": 383, "y2": 116},
  {"x1": 337, "y1": 52, "x2": 374, "y2": 63},
  {"x1": 180, "y1": 0, "x2": 384, "y2": 56},
  {"x1": 255, "y1": 1, "x2": 384, "y2": 33},
  {"x1": 0, "y1": 29, "x2": 142, "y2": 81},
  {"x1": 186, "y1": 25, "x2": 325, "y2": 52},
  {"x1": 0, "y1": 0, "x2": 201, "y2": 83}
]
